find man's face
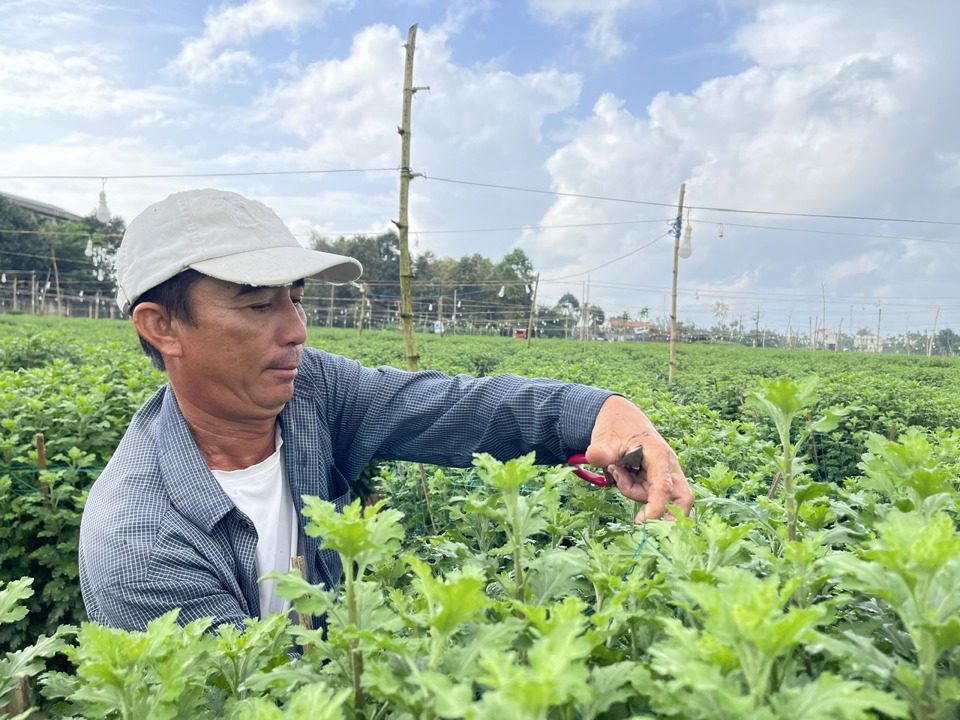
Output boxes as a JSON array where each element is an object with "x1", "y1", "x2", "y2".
[{"x1": 170, "y1": 277, "x2": 308, "y2": 423}]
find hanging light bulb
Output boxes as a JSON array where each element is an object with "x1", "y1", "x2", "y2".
[
  {"x1": 96, "y1": 178, "x2": 111, "y2": 223},
  {"x1": 1, "y1": 273, "x2": 5, "y2": 283},
  {"x1": 497, "y1": 286, "x2": 505, "y2": 298},
  {"x1": 84, "y1": 237, "x2": 94, "y2": 257},
  {"x1": 718, "y1": 224, "x2": 725, "y2": 239},
  {"x1": 97, "y1": 269, "x2": 105, "y2": 282},
  {"x1": 678, "y1": 221, "x2": 693, "y2": 259}
]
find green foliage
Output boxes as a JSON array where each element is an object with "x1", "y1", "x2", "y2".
[
  {"x1": 746, "y1": 376, "x2": 847, "y2": 542},
  {"x1": 2, "y1": 317, "x2": 960, "y2": 718},
  {"x1": 0, "y1": 577, "x2": 71, "y2": 719},
  {"x1": 42, "y1": 612, "x2": 294, "y2": 719},
  {"x1": 826, "y1": 510, "x2": 960, "y2": 720}
]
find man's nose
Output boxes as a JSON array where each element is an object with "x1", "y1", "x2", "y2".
[{"x1": 279, "y1": 298, "x2": 307, "y2": 345}]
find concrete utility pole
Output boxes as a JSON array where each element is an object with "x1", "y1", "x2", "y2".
[
  {"x1": 395, "y1": 23, "x2": 429, "y2": 371},
  {"x1": 668, "y1": 183, "x2": 686, "y2": 383}
]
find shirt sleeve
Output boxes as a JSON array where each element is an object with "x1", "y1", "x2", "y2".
[
  {"x1": 308, "y1": 352, "x2": 615, "y2": 481},
  {"x1": 81, "y1": 515, "x2": 253, "y2": 633}
]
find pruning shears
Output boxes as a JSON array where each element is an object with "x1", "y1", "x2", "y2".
[{"x1": 568, "y1": 444, "x2": 644, "y2": 488}]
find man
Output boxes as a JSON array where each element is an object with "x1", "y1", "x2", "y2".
[{"x1": 79, "y1": 188, "x2": 692, "y2": 632}]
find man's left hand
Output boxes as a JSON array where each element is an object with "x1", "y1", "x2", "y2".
[{"x1": 584, "y1": 395, "x2": 693, "y2": 522}]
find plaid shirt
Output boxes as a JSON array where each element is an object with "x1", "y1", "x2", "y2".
[{"x1": 79, "y1": 347, "x2": 612, "y2": 631}]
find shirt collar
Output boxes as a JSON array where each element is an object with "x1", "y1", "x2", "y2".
[{"x1": 154, "y1": 386, "x2": 236, "y2": 532}]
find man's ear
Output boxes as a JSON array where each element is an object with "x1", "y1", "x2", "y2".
[{"x1": 132, "y1": 302, "x2": 184, "y2": 359}]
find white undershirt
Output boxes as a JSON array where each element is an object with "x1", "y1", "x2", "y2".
[{"x1": 212, "y1": 428, "x2": 299, "y2": 618}]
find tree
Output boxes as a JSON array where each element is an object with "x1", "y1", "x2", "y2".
[
  {"x1": 713, "y1": 300, "x2": 729, "y2": 340},
  {"x1": 935, "y1": 328, "x2": 959, "y2": 355},
  {"x1": 555, "y1": 292, "x2": 580, "y2": 317},
  {"x1": 0, "y1": 195, "x2": 46, "y2": 272},
  {"x1": 311, "y1": 232, "x2": 400, "y2": 285},
  {"x1": 1, "y1": 197, "x2": 124, "y2": 314},
  {"x1": 588, "y1": 305, "x2": 605, "y2": 328},
  {"x1": 534, "y1": 304, "x2": 566, "y2": 338},
  {"x1": 495, "y1": 248, "x2": 535, "y2": 305}
]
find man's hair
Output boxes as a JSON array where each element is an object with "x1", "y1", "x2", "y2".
[{"x1": 131, "y1": 269, "x2": 205, "y2": 371}]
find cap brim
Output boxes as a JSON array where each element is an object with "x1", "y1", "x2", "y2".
[{"x1": 189, "y1": 246, "x2": 362, "y2": 288}]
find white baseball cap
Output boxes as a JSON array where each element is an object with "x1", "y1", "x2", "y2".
[{"x1": 115, "y1": 188, "x2": 363, "y2": 314}]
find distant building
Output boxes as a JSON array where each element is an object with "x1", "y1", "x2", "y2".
[
  {"x1": 815, "y1": 327, "x2": 839, "y2": 351},
  {"x1": 607, "y1": 319, "x2": 674, "y2": 343},
  {"x1": 853, "y1": 333, "x2": 882, "y2": 352},
  {"x1": 609, "y1": 319, "x2": 652, "y2": 342},
  {"x1": 1, "y1": 191, "x2": 82, "y2": 223}
]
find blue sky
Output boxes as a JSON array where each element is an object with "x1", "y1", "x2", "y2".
[{"x1": 2, "y1": 0, "x2": 960, "y2": 337}]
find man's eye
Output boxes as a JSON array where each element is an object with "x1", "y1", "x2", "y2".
[{"x1": 250, "y1": 303, "x2": 271, "y2": 311}]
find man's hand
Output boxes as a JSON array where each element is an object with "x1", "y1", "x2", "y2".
[{"x1": 584, "y1": 395, "x2": 693, "y2": 522}]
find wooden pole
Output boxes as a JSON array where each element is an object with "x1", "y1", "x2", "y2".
[
  {"x1": 927, "y1": 306, "x2": 940, "y2": 356},
  {"x1": 396, "y1": 23, "x2": 428, "y2": 371},
  {"x1": 668, "y1": 183, "x2": 686, "y2": 383},
  {"x1": 437, "y1": 283, "x2": 444, "y2": 337},
  {"x1": 357, "y1": 284, "x2": 367, "y2": 338},
  {"x1": 51, "y1": 249, "x2": 62, "y2": 316},
  {"x1": 525, "y1": 273, "x2": 540, "y2": 348},
  {"x1": 876, "y1": 306, "x2": 882, "y2": 353},
  {"x1": 36, "y1": 433, "x2": 50, "y2": 507}
]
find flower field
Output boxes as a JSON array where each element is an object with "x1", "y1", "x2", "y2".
[{"x1": 1, "y1": 314, "x2": 959, "y2": 719}]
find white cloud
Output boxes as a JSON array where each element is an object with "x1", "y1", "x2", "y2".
[
  {"x1": 167, "y1": 0, "x2": 352, "y2": 83},
  {"x1": 0, "y1": 47, "x2": 186, "y2": 119},
  {"x1": 250, "y1": 23, "x2": 582, "y2": 259},
  {"x1": 250, "y1": 24, "x2": 406, "y2": 165},
  {"x1": 527, "y1": 0, "x2": 649, "y2": 60},
  {"x1": 525, "y1": 1, "x2": 960, "y2": 321}
]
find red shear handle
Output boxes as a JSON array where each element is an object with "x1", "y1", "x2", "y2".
[
  {"x1": 568, "y1": 454, "x2": 614, "y2": 487},
  {"x1": 568, "y1": 445, "x2": 644, "y2": 489}
]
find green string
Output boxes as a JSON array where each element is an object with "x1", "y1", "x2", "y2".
[{"x1": 621, "y1": 507, "x2": 673, "y2": 582}]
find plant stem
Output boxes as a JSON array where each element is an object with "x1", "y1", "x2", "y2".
[
  {"x1": 508, "y1": 497, "x2": 525, "y2": 603},
  {"x1": 779, "y1": 426, "x2": 797, "y2": 543},
  {"x1": 345, "y1": 561, "x2": 365, "y2": 716}
]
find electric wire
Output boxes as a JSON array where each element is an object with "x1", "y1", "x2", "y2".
[{"x1": 424, "y1": 175, "x2": 960, "y2": 226}]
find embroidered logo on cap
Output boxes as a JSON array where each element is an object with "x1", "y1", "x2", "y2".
[{"x1": 214, "y1": 196, "x2": 274, "y2": 229}]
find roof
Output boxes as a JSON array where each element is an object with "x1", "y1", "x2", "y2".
[
  {"x1": 609, "y1": 319, "x2": 652, "y2": 329},
  {"x1": 0, "y1": 190, "x2": 82, "y2": 223}
]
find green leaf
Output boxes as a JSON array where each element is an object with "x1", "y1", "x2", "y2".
[
  {"x1": 264, "y1": 570, "x2": 336, "y2": 618},
  {"x1": 525, "y1": 547, "x2": 588, "y2": 605},
  {"x1": 473, "y1": 452, "x2": 537, "y2": 496},
  {"x1": 770, "y1": 673, "x2": 908, "y2": 719},
  {"x1": 301, "y1": 497, "x2": 404, "y2": 575},
  {"x1": 0, "y1": 577, "x2": 33, "y2": 626},
  {"x1": 406, "y1": 555, "x2": 490, "y2": 638}
]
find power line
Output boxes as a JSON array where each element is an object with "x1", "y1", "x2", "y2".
[
  {"x1": 5, "y1": 165, "x2": 959, "y2": 226},
  {"x1": 412, "y1": 218, "x2": 670, "y2": 235},
  {"x1": 425, "y1": 174, "x2": 960, "y2": 227},
  {"x1": 695, "y1": 220, "x2": 960, "y2": 246},
  {"x1": 0, "y1": 168, "x2": 397, "y2": 180},
  {"x1": 543, "y1": 233, "x2": 670, "y2": 281}
]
